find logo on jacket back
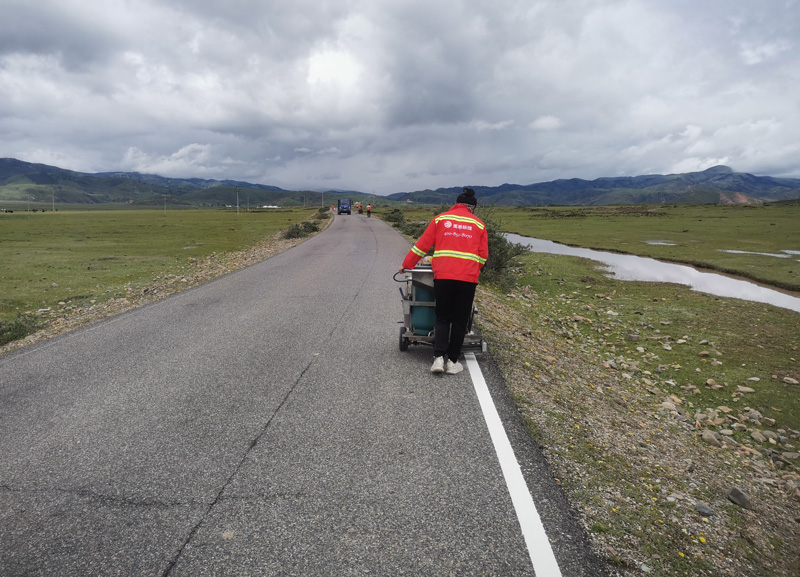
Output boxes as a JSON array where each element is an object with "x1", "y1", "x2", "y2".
[{"x1": 443, "y1": 220, "x2": 473, "y2": 232}]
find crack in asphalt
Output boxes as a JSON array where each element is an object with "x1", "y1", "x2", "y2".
[{"x1": 160, "y1": 359, "x2": 315, "y2": 577}]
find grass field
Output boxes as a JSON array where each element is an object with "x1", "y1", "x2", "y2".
[
  {"x1": 0, "y1": 207, "x2": 317, "y2": 325},
  {"x1": 387, "y1": 203, "x2": 800, "y2": 290},
  {"x1": 511, "y1": 251, "x2": 800, "y2": 430},
  {"x1": 477, "y1": 253, "x2": 800, "y2": 576},
  {"x1": 488, "y1": 204, "x2": 800, "y2": 292},
  {"x1": 385, "y1": 202, "x2": 799, "y2": 428}
]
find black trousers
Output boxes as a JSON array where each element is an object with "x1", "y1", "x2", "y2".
[{"x1": 433, "y1": 278, "x2": 477, "y2": 362}]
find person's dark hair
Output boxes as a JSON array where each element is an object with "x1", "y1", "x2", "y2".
[{"x1": 457, "y1": 187, "x2": 477, "y2": 206}]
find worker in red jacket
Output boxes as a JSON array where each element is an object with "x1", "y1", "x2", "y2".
[{"x1": 398, "y1": 188, "x2": 489, "y2": 375}]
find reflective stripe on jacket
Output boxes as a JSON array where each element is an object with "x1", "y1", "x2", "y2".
[{"x1": 401, "y1": 204, "x2": 489, "y2": 283}]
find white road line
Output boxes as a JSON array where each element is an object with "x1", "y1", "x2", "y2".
[{"x1": 465, "y1": 352, "x2": 562, "y2": 577}]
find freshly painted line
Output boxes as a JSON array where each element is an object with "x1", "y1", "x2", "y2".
[{"x1": 465, "y1": 352, "x2": 562, "y2": 577}]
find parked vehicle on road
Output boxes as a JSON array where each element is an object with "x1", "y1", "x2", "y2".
[{"x1": 338, "y1": 199, "x2": 352, "y2": 214}]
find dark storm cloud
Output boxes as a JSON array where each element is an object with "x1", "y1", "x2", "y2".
[{"x1": 1, "y1": 0, "x2": 798, "y2": 193}]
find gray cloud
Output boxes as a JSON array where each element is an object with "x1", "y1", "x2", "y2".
[{"x1": 1, "y1": 0, "x2": 798, "y2": 194}]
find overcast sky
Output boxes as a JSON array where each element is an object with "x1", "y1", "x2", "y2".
[{"x1": 1, "y1": 0, "x2": 798, "y2": 194}]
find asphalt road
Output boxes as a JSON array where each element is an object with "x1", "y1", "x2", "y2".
[{"x1": 0, "y1": 214, "x2": 606, "y2": 576}]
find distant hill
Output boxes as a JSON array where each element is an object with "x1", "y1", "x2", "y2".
[
  {"x1": 387, "y1": 165, "x2": 800, "y2": 206},
  {"x1": 0, "y1": 158, "x2": 354, "y2": 207},
  {"x1": 3, "y1": 158, "x2": 800, "y2": 206}
]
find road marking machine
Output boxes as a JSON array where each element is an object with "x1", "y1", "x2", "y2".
[{"x1": 394, "y1": 264, "x2": 487, "y2": 353}]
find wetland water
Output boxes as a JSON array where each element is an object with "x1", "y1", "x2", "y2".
[{"x1": 506, "y1": 233, "x2": 800, "y2": 314}]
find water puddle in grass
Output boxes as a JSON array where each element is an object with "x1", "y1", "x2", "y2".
[
  {"x1": 719, "y1": 249, "x2": 800, "y2": 261},
  {"x1": 505, "y1": 234, "x2": 800, "y2": 314}
]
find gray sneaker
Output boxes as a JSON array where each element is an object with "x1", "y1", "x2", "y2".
[
  {"x1": 430, "y1": 356, "x2": 445, "y2": 373},
  {"x1": 445, "y1": 359, "x2": 463, "y2": 375}
]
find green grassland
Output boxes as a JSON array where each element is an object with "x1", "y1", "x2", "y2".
[
  {"x1": 383, "y1": 203, "x2": 800, "y2": 290},
  {"x1": 386, "y1": 202, "x2": 799, "y2": 428},
  {"x1": 491, "y1": 204, "x2": 800, "y2": 291},
  {"x1": 0, "y1": 207, "x2": 316, "y2": 325},
  {"x1": 477, "y1": 249, "x2": 800, "y2": 577},
  {"x1": 513, "y1": 251, "x2": 800, "y2": 430}
]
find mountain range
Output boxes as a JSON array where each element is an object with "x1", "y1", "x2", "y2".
[
  {"x1": 2, "y1": 157, "x2": 799, "y2": 207},
  {"x1": 0, "y1": 157, "x2": 304, "y2": 207},
  {"x1": 387, "y1": 165, "x2": 800, "y2": 206}
]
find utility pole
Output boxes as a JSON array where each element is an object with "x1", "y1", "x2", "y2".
[{"x1": 236, "y1": 186, "x2": 240, "y2": 214}]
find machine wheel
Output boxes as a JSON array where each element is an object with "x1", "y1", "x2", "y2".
[{"x1": 399, "y1": 326, "x2": 409, "y2": 351}]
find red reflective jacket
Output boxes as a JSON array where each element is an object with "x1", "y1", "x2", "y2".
[{"x1": 401, "y1": 204, "x2": 489, "y2": 283}]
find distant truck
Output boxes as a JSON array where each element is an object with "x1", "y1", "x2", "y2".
[{"x1": 337, "y1": 199, "x2": 352, "y2": 215}]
